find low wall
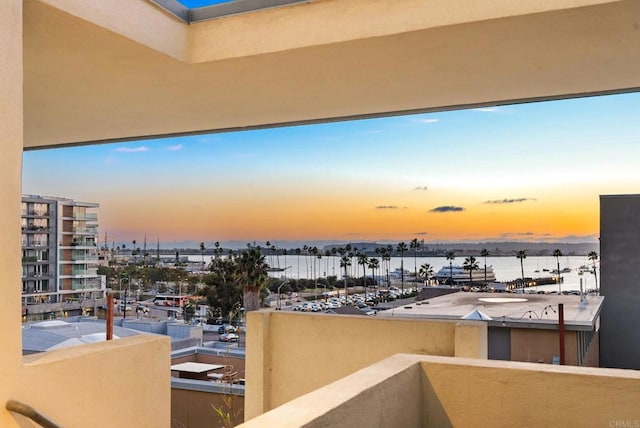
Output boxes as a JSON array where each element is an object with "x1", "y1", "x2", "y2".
[
  {"x1": 239, "y1": 354, "x2": 640, "y2": 427},
  {"x1": 14, "y1": 335, "x2": 171, "y2": 428},
  {"x1": 245, "y1": 311, "x2": 487, "y2": 419}
]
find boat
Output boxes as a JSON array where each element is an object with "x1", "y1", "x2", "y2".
[
  {"x1": 267, "y1": 266, "x2": 290, "y2": 273},
  {"x1": 577, "y1": 265, "x2": 595, "y2": 275},
  {"x1": 434, "y1": 265, "x2": 496, "y2": 286}
]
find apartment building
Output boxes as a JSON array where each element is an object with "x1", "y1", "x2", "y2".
[{"x1": 21, "y1": 195, "x2": 105, "y2": 319}]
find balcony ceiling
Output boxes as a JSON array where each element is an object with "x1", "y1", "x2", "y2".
[{"x1": 23, "y1": 0, "x2": 640, "y2": 149}]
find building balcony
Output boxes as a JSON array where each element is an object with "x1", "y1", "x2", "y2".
[
  {"x1": 11, "y1": 336, "x2": 170, "y2": 426},
  {"x1": 239, "y1": 352, "x2": 640, "y2": 427},
  {"x1": 61, "y1": 213, "x2": 98, "y2": 221},
  {"x1": 239, "y1": 311, "x2": 640, "y2": 427},
  {"x1": 61, "y1": 227, "x2": 98, "y2": 235}
]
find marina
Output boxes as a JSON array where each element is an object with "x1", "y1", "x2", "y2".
[{"x1": 188, "y1": 254, "x2": 599, "y2": 293}]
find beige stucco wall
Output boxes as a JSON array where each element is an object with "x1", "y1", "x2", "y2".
[
  {"x1": 23, "y1": 0, "x2": 640, "y2": 148},
  {"x1": 0, "y1": 3, "x2": 172, "y2": 426},
  {"x1": 244, "y1": 311, "x2": 486, "y2": 419},
  {"x1": 187, "y1": 0, "x2": 621, "y2": 63},
  {"x1": 17, "y1": 336, "x2": 171, "y2": 428},
  {"x1": 240, "y1": 353, "x2": 425, "y2": 428},
  {"x1": 241, "y1": 353, "x2": 640, "y2": 428},
  {"x1": 421, "y1": 356, "x2": 640, "y2": 427},
  {"x1": 0, "y1": 1, "x2": 25, "y2": 425}
]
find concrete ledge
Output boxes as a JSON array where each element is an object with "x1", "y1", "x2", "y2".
[
  {"x1": 17, "y1": 335, "x2": 171, "y2": 428},
  {"x1": 240, "y1": 354, "x2": 424, "y2": 428},
  {"x1": 172, "y1": 378, "x2": 245, "y2": 396},
  {"x1": 241, "y1": 354, "x2": 640, "y2": 427}
]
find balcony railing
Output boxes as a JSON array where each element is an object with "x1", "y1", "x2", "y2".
[{"x1": 6, "y1": 400, "x2": 60, "y2": 428}]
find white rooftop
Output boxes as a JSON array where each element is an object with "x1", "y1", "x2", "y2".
[
  {"x1": 170, "y1": 362, "x2": 225, "y2": 373},
  {"x1": 380, "y1": 292, "x2": 604, "y2": 331}
]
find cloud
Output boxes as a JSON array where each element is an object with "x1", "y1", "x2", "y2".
[
  {"x1": 473, "y1": 106, "x2": 499, "y2": 112},
  {"x1": 429, "y1": 206, "x2": 465, "y2": 213},
  {"x1": 115, "y1": 146, "x2": 149, "y2": 153},
  {"x1": 484, "y1": 198, "x2": 537, "y2": 204},
  {"x1": 375, "y1": 205, "x2": 399, "y2": 210},
  {"x1": 414, "y1": 118, "x2": 440, "y2": 124},
  {"x1": 167, "y1": 144, "x2": 183, "y2": 151},
  {"x1": 414, "y1": 232, "x2": 428, "y2": 235},
  {"x1": 414, "y1": 186, "x2": 428, "y2": 191}
]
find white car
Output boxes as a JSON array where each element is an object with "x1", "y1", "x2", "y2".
[{"x1": 219, "y1": 333, "x2": 239, "y2": 342}]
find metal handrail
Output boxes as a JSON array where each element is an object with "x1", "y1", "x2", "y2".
[{"x1": 5, "y1": 399, "x2": 61, "y2": 428}]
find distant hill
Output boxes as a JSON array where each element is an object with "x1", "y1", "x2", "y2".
[{"x1": 142, "y1": 240, "x2": 599, "y2": 256}]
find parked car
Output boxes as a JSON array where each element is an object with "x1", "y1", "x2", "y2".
[
  {"x1": 219, "y1": 333, "x2": 239, "y2": 342},
  {"x1": 218, "y1": 324, "x2": 236, "y2": 334}
]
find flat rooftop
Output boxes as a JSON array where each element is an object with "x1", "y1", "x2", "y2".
[{"x1": 379, "y1": 292, "x2": 604, "y2": 331}]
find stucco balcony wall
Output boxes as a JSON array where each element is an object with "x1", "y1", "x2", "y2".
[
  {"x1": 11, "y1": 335, "x2": 171, "y2": 427},
  {"x1": 240, "y1": 353, "x2": 640, "y2": 427},
  {"x1": 244, "y1": 311, "x2": 487, "y2": 418}
]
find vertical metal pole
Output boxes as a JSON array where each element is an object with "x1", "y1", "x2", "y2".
[
  {"x1": 559, "y1": 303, "x2": 565, "y2": 365},
  {"x1": 106, "y1": 292, "x2": 113, "y2": 341},
  {"x1": 123, "y1": 287, "x2": 127, "y2": 320}
]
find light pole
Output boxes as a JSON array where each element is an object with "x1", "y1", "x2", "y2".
[
  {"x1": 119, "y1": 275, "x2": 129, "y2": 320},
  {"x1": 277, "y1": 281, "x2": 288, "y2": 310}
]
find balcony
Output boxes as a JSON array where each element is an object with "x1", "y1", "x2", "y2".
[
  {"x1": 11, "y1": 336, "x2": 171, "y2": 426},
  {"x1": 239, "y1": 353, "x2": 640, "y2": 427},
  {"x1": 239, "y1": 311, "x2": 640, "y2": 427},
  {"x1": 61, "y1": 213, "x2": 97, "y2": 221},
  {"x1": 243, "y1": 311, "x2": 486, "y2": 418},
  {"x1": 61, "y1": 227, "x2": 97, "y2": 235}
]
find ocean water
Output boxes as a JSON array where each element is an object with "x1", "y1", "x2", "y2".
[{"x1": 188, "y1": 254, "x2": 598, "y2": 292}]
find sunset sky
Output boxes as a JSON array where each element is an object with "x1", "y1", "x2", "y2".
[{"x1": 22, "y1": 93, "x2": 640, "y2": 247}]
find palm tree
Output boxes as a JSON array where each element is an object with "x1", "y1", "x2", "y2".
[
  {"x1": 368, "y1": 258, "x2": 379, "y2": 298},
  {"x1": 295, "y1": 247, "x2": 301, "y2": 280},
  {"x1": 410, "y1": 238, "x2": 420, "y2": 284},
  {"x1": 553, "y1": 249, "x2": 563, "y2": 294},
  {"x1": 235, "y1": 246, "x2": 269, "y2": 311},
  {"x1": 588, "y1": 251, "x2": 599, "y2": 293},
  {"x1": 480, "y1": 249, "x2": 489, "y2": 289},
  {"x1": 357, "y1": 252, "x2": 369, "y2": 295},
  {"x1": 446, "y1": 251, "x2": 456, "y2": 285},
  {"x1": 397, "y1": 242, "x2": 408, "y2": 295},
  {"x1": 516, "y1": 250, "x2": 527, "y2": 291},
  {"x1": 382, "y1": 247, "x2": 391, "y2": 288},
  {"x1": 419, "y1": 263, "x2": 434, "y2": 286},
  {"x1": 200, "y1": 242, "x2": 205, "y2": 271},
  {"x1": 340, "y1": 255, "x2": 351, "y2": 298},
  {"x1": 463, "y1": 256, "x2": 479, "y2": 287},
  {"x1": 265, "y1": 241, "x2": 271, "y2": 267}
]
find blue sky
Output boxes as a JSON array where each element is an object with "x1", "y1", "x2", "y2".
[
  {"x1": 176, "y1": 0, "x2": 235, "y2": 8},
  {"x1": 22, "y1": 92, "x2": 640, "y2": 246}
]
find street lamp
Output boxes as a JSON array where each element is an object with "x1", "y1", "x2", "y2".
[
  {"x1": 119, "y1": 275, "x2": 129, "y2": 320},
  {"x1": 277, "y1": 281, "x2": 288, "y2": 310}
]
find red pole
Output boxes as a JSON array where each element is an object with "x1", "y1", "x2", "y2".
[
  {"x1": 558, "y1": 303, "x2": 565, "y2": 365},
  {"x1": 106, "y1": 292, "x2": 114, "y2": 341}
]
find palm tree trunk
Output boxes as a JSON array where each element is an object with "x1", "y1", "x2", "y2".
[{"x1": 243, "y1": 289, "x2": 260, "y2": 312}]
